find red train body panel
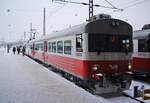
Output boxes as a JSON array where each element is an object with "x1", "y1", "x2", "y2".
[
  {"x1": 30, "y1": 51, "x2": 131, "y2": 78},
  {"x1": 132, "y1": 57, "x2": 150, "y2": 71}
]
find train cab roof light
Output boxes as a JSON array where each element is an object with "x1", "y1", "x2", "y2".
[
  {"x1": 112, "y1": 21, "x2": 116, "y2": 26},
  {"x1": 111, "y1": 21, "x2": 119, "y2": 27},
  {"x1": 116, "y1": 22, "x2": 119, "y2": 26}
]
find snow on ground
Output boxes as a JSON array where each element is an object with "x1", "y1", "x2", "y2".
[
  {"x1": 97, "y1": 92, "x2": 139, "y2": 103},
  {"x1": 124, "y1": 80, "x2": 150, "y2": 103},
  {"x1": 0, "y1": 49, "x2": 109, "y2": 103},
  {"x1": 107, "y1": 96, "x2": 139, "y2": 103},
  {"x1": 98, "y1": 78, "x2": 150, "y2": 103},
  {"x1": 107, "y1": 75, "x2": 150, "y2": 103},
  {"x1": 0, "y1": 47, "x2": 7, "y2": 56},
  {"x1": 1, "y1": 47, "x2": 150, "y2": 103},
  {"x1": 128, "y1": 80, "x2": 150, "y2": 97}
]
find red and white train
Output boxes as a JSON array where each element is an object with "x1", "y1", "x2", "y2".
[
  {"x1": 26, "y1": 14, "x2": 133, "y2": 94},
  {"x1": 132, "y1": 24, "x2": 150, "y2": 76}
]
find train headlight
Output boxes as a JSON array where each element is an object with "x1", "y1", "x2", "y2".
[
  {"x1": 128, "y1": 65, "x2": 132, "y2": 70},
  {"x1": 92, "y1": 64, "x2": 100, "y2": 71}
]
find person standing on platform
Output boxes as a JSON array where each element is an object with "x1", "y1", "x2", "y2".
[
  {"x1": 17, "y1": 47, "x2": 20, "y2": 55},
  {"x1": 7, "y1": 44, "x2": 10, "y2": 53},
  {"x1": 22, "y1": 46, "x2": 26, "y2": 56},
  {"x1": 12, "y1": 47, "x2": 16, "y2": 54}
]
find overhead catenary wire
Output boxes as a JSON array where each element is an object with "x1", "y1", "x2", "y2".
[
  {"x1": 52, "y1": 0, "x2": 123, "y2": 11},
  {"x1": 104, "y1": 0, "x2": 117, "y2": 9},
  {"x1": 122, "y1": 0, "x2": 148, "y2": 7},
  {"x1": 123, "y1": 0, "x2": 150, "y2": 9},
  {"x1": 103, "y1": 0, "x2": 149, "y2": 14}
]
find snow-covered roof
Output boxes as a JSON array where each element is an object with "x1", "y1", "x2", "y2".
[
  {"x1": 30, "y1": 23, "x2": 87, "y2": 43},
  {"x1": 29, "y1": 18, "x2": 132, "y2": 43},
  {"x1": 133, "y1": 29, "x2": 150, "y2": 39}
]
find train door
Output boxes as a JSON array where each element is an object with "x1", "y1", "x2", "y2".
[
  {"x1": 33, "y1": 43, "x2": 35, "y2": 56},
  {"x1": 44, "y1": 41, "x2": 48, "y2": 62},
  {"x1": 31, "y1": 43, "x2": 35, "y2": 56}
]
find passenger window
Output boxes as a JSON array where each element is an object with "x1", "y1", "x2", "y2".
[
  {"x1": 57, "y1": 41, "x2": 63, "y2": 53},
  {"x1": 76, "y1": 34, "x2": 83, "y2": 52},
  {"x1": 52, "y1": 42, "x2": 56, "y2": 53},
  {"x1": 30, "y1": 45, "x2": 33, "y2": 50},
  {"x1": 35, "y1": 44, "x2": 39, "y2": 50},
  {"x1": 48, "y1": 42, "x2": 52, "y2": 52},
  {"x1": 138, "y1": 39, "x2": 146, "y2": 52},
  {"x1": 64, "y1": 41, "x2": 71, "y2": 55},
  {"x1": 41, "y1": 43, "x2": 44, "y2": 51},
  {"x1": 37, "y1": 44, "x2": 40, "y2": 51}
]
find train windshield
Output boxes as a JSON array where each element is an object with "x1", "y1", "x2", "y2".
[{"x1": 88, "y1": 34, "x2": 132, "y2": 52}]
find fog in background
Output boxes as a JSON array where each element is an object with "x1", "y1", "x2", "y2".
[{"x1": 0, "y1": 0, "x2": 150, "y2": 42}]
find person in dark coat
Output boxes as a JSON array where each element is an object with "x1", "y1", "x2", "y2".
[
  {"x1": 22, "y1": 46, "x2": 26, "y2": 56},
  {"x1": 17, "y1": 47, "x2": 20, "y2": 55},
  {"x1": 7, "y1": 44, "x2": 10, "y2": 53},
  {"x1": 12, "y1": 47, "x2": 16, "y2": 54}
]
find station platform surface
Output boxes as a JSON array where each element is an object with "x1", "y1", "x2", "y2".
[{"x1": 0, "y1": 52, "x2": 109, "y2": 103}]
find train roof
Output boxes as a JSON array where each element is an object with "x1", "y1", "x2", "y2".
[
  {"x1": 29, "y1": 18, "x2": 132, "y2": 43},
  {"x1": 29, "y1": 22, "x2": 87, "y2": 43},
  {"x1": 133, "y1": 29, "x2": 150, "y2": 39}
]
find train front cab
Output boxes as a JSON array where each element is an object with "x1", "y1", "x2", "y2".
[{"x1": 79, "y1": 19, "x2": 133, "y2": 93}]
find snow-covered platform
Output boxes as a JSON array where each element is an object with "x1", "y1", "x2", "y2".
[
  {"x1": 0, "y1": 50, "x2": 109, "y2": 103},
  {"x1": 124, "y1": 80, "x2": 150, "y2": 103}
]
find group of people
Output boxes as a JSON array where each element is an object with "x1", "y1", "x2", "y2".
[{"x1": 12, "y1": 46, "x2": 26, "y2": 56}]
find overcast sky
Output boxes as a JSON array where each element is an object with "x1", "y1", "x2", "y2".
[{"x1": 0, "y1": 0, "x2": 150, "y2": 42}]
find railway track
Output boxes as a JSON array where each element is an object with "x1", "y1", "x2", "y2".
[
  {"x1": 123, "y1": 92, "x2": 145, "y2": 103},
  {"x1": 48, "y1": 66, "x2": 143, "y2": 103},
  {"x1": 132, "y1": 74, "x2": 150, "y2": 84}
]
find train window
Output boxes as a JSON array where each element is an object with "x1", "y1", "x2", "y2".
[
  {"x1": 41, "y1": 43, "x2": 44, "y2": 51},
  {"x1": 57, "y1": 41, "x2": 63, "y2": 54},
  {"x1": 64, "y1": 41, "x2": 71, "y2": 55},
  {"x1": 88, "y1": 34, "x2": 132, "y2": 52},
  {"x1": 37, "y1": 44, "x2": 40, "y2": 51},
  {"x1": 30, "y1": 45, "x2": 33, "y2": 50},
  {"x1": 35, "y1": 44, "x2": 39, "y2": 50},
  {"x1": 76, "y1": 34, "x2": 83, "y2": 52},
  {"x1": 52, "y1": 42, "x2": 56, "y2": 53},
  {"x1": 48, "y1": 42, "x2": 52, "y2": 52},
  {"x1": 138, "y1": 39, "x2": 146, "y2": 52}
]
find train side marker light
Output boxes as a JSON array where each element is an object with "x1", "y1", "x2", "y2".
[{"x1": 92, "y1": 64, "x2": 100, "y2": 71}]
